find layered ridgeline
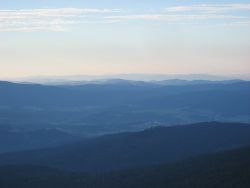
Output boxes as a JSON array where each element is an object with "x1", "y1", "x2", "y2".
[
  {"x1": 0, "y1": 143, "x2": 250, "y2": 188},
  {"x1": 0, "y1": 80, "x2": 249, "y2": 137},
  {"x1": 0, "y1": 122, "x2": 250, "y2": 172},
  {"x1": 0, "y1": 127, "x2": 83, "y2": 153}
]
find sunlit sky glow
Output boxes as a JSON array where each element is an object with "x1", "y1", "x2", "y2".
[{"x1": 0, "y1": 0, "x2": 250, "y2": 79}]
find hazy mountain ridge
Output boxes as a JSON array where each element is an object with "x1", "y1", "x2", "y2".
[
  {"x1": 9, "y1": 73, "x2": 250, "y2": 84},
  {"x1": 3, "y1": 77, "x2": 246, "y2": 86},
  {"x1": 0, "y1": 80, "x2": 249, "y2": 136}
]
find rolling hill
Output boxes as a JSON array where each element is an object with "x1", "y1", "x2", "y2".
[
  {"x1": 0, "y1": 127, "x2": 83, "y2": 153},
  {"x1": 0, "y1": 122, "x2": 250, "y2": 172}
]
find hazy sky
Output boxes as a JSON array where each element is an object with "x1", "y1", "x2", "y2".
[{"x1": 0, "y1": 0, "x2": 250, "y2": 79}]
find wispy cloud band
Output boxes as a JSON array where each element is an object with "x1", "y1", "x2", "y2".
[
  {"x1": 0, "y1": 8, "x2": 120, "y2": 31},
  {"x1": 106, "y1": 14, "x2": 244, "y2": 22},
  {"x1": 165, "y1": 4, "x2": 250, "y2": 13},
  {"x1": 0, "y1": 4, "x2": 250, "y2": 32}
]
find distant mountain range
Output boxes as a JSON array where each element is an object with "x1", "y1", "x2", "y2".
[
  {"x1": 0, "y1": 122, "x2": 250, "y2": 172},
  {"x1": 58, "y1": 78, "x2": 245, "y2": 86},
  {"x1": 6, "y1": 73, "x2": 250, "y2": 85}
]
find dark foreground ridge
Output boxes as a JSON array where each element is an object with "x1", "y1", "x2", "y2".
[{"x1": 0, "y1": 145, "x2": 250, "y2": 188}]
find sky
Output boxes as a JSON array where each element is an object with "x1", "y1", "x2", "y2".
[{"x1": 0, "y1": 0, "x2": 250, "y2": 79}]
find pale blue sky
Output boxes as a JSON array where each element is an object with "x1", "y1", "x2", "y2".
[{"x1": 0, "y1": 0, "x2": 250, "y2": 78}]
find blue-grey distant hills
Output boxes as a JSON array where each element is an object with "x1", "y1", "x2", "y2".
[
  {"x1": 0, "y1": 79, "x2": 249, "y2": 136},
  {"x1": 11, "y1": 73, "x2": 250, "y2": 84}
]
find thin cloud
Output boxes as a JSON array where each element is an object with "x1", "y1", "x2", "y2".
[
  {"x1": 0, "y1": 6, "x2": 250, "y2": 32},
  {"x1": 106, "y1": 14, "x2": 245, "y2": 22},
  {"x1": 165, "y1": 4, "x2": 250, "y2": 13},
  {"x1": 0, "y1": 8, "x2": 120, "y2": 32},
  {"x1": 0, "y1": 8, "x2": 119, "y2": 20}
]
